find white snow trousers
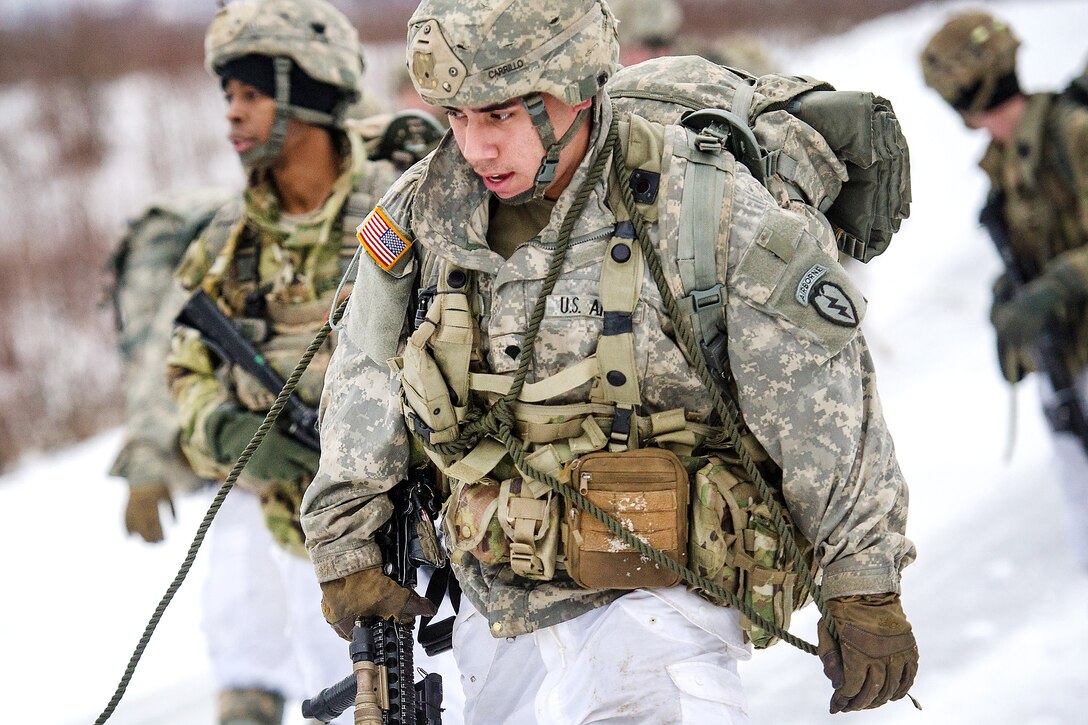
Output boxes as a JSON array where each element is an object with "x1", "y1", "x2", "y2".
[
  {"x1": 1039, "y1": 373, "x2": 1088, "y2": 573},
  {"x1": 452, "y1": 585, "x2": 752, "y2": 724},
  {"x1": 200, "y1": 486, "x2": 351, "y2": 724}
]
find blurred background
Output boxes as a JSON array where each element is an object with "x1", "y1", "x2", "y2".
[
  {"x1": 0, "y1": 0, "x2": 945, "y2": 471},
  {"x1": 3, "y1": 1, "x2": 1088, "y2": 723}
]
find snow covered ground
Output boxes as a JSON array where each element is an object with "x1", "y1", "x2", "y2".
[{"x1": 2, "y1": 1, "x2": 1087, "y2": 723}]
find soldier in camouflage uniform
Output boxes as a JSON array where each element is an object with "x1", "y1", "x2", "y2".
[
  {"x1": 164, "y1": 1, "x2": 414, "y2": 723},
  {"x1": 302, "y1": 0, "x2": 917, "y2": 721},
  {"x1": 110, "y1": 188, "x2": 228, "y2": 543},
  {"x1": 922, "y1": 11, "x2": 1088, "y2": 573},
  {"x1": 109, "y1": 188, "x2": 309, "y2": 724}
]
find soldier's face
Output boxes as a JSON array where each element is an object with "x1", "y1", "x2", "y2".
[
  {"x1": 961, "y1": 93, "x2": 1026, "y2": 144},
  {"x1": 222, "y1": 78, "x2": 277, "y2": 157},
  {"x1": 445, "y1": 93, "x2": 592, "y2": 201}
]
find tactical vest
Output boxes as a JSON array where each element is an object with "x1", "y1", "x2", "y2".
[
  {"x1": 981, "y1": 91, "x2": 1088, "y2": 376},
  {"x1": 392, "y1": 61, "x2": 897, "y2": 644},
  {"x1": 187, "y1": 137, "x2": 399, "y2": 413}
]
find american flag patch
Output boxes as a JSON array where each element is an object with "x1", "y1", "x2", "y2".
[{"x1": 357, "y1": 207, "x2": 412, "y2": 271}]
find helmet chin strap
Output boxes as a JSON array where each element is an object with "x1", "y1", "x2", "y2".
[
  {"x1": 502, "y1": 93, "x2": 591, "y2": 205},
  {"x1": 239, "y1": 56, "x2": 293, "y2": 171},
  {"x1": 237, "y1": 56, "x2": 345, "y2": 172}
]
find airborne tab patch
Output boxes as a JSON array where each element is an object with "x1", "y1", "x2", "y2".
[
  {"x1": 358, "y1": 207, "x2": 412, "y2": 272},
  {"x1": 795, "y1": 263, "x2": 828, "y2": 305}
]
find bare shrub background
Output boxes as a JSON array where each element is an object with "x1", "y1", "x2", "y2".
[{"x1": 0, "y1": 0, "x2": 944, "y2": 471}]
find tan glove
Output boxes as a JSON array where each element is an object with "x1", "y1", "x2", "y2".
[
  {"x1": 817, "y1": 593, "x2": 918, "y2": 714},
  {"x1": 124, "y1": 483, "x2": 174, "y2": 543},
  {"x1": 320, "y1": 567, "x2": 438, "y2": 640}
]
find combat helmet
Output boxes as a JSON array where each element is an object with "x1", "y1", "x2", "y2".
[
  {"x1": 921, "y1": 11, "x2": 1021, "y2": 116},
  {"x1": 609, "y1": 0, "x2": 682, "y2": 50},
  {"x1": 205, "y1": 0, "x2": 366, "y2": 168},
  {"x1": 405, "y1": 0, "x2": 619, "y2": 202}
]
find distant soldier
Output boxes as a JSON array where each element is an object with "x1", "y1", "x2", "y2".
[
  {"x1": 608, "y1": 0, "x2": 776, "y2": 74},
  {"x1": 922, "y1": 11, "x2": 1088, "y2": 572},
  {"x1": 110, "y1": 187, "x2": 330, "y2": 725},
  {"x1": 110, "y1": 189, "x2": 227, "y2": 544},
  {"x1": 160, "y1": 0, "x2": 435, "y2": 723}
]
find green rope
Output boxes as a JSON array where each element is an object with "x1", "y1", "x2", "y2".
[{"x1": 94, "y1": 297, "x2": 349, "y2": 724}]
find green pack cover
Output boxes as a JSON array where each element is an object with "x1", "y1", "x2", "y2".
[{"x1": 608, "y1": 54, "x2": 911, "y2": 263}]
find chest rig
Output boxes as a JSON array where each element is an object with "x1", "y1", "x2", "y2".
[
  {"x1": 198, "y1": 156, "x2": 383, "y2": 411},
  {"x1": 395, "y1": 110, "x2": 816, "y2": 648},
  {"x1": 982, "y1": 94, "x2": 1080, "y2": 273}
]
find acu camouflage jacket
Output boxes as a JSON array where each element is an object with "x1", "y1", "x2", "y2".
[
  {"x1": 109, "y1": 188, "x2": 230, "y2": 493},
  {"x1": 301, "y1": 98, "x2": 915, "y2": 637},
  {"x1": 168, "y1": 135, "x2": 398, "y2": 496}
]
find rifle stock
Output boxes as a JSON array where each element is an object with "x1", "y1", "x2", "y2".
[
  {"x1": 175, "y1": 289, "x2": 321, "y2": 451},
  {"x1": 980, "y1": 194, "x2": 1088, "y2": 450}
]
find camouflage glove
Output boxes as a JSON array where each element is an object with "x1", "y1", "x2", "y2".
[
  {"x1": 817, "y1": 593, "x2": 918, "y2": 714},
  {"x1": 319, "y1": 567, "x2": 438, "y2": 640},
  {"x1": 124, "y1": 483, "x2": 174, "y2": 543},
  {"x1": 204, "y1": 403, "x2": 319, "y2": 483},
  {"x1": 992, "y1": 275, "x2": 1069, "y2": 351}
]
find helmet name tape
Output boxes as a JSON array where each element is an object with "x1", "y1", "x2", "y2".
[{"x1": 488, "y1": 59, "x2": 526, "y2": 80}]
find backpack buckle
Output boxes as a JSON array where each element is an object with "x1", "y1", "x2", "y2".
[
  {"x1": 694, "y1": 130, "x2": 725, "y2": 154},
  {"x1": 681, "y1": 108, "x2": 767, "y2": 184},
  {"x1": 688, "y1": 284, "x2": 725, "y2": 312}
]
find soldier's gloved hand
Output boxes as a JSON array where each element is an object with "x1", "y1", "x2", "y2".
[
  {"x1": 990, "y1": 280, "x2": 1029, "y2": 383},
  {"x1": 204, "y1": 403, "x2": 319, "y2": 482},
  {"x1": 817, "y1": 593, "x2": 918, "y2": 714},
  {"x1": 320, "y1": 567, "x2": 438, "y2": 640},
  {"x1": 993, "y1": 275, "x2": 1067, "y2": 351},
  {"x1": 124, "y1": 483, "x2": 174, "y2": 543},
  {"x1": 989, "y1": 273, "x2": 1029, "y2": 381}
]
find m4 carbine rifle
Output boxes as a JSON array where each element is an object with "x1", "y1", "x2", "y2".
[
  {"x1": 980, "y1": 193, "x2": 1088, "y2": 451},
  {"x1": 302, "y1": 469, "x2": 448, "y2": 725},
  {"x1": 175, "y1": 289, "x2": 321, "y2": 451}
]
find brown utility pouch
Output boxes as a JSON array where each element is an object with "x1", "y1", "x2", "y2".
[{"x1": 564, "y1": 448, "x2": 689, "y2": 590}]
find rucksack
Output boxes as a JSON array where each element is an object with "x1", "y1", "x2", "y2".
[
  {"x1": 607, "y1": 54, "x2": 911, "y2": 264},
  {"x1": 603, "y1": 55, "x2": 912, "y2": 647},
  {"x1": 108, "y1": 187, "x2": 231, "y2": 354}
]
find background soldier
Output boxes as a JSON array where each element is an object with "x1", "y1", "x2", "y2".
[
  {"x1": 921, "y1": 11, "x2": 1088, "y2": 574},
  {"x1": 302, "y1": 0, "x2": 917, "y2": 721},
  {"x1": 165, "y1": 1, "x2": 412, "y2": 722},
  {"x1": 110, "y1": 186, "x2": 322, "y2": 725},
  {"x1": 110, "y1": 188, "x2": 227, "y2": 545}
]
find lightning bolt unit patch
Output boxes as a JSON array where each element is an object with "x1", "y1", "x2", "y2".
[{"x1": 810, "y1": 281, "x2": 859, "y2": 327}]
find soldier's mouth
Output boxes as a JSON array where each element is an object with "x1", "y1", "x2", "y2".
[
  {"x1": 480, "y1": 172, "x2": 513, "y2": 191},
  {"x1": 230, "y1": 136, "x2": 257, "y2": 154}
]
